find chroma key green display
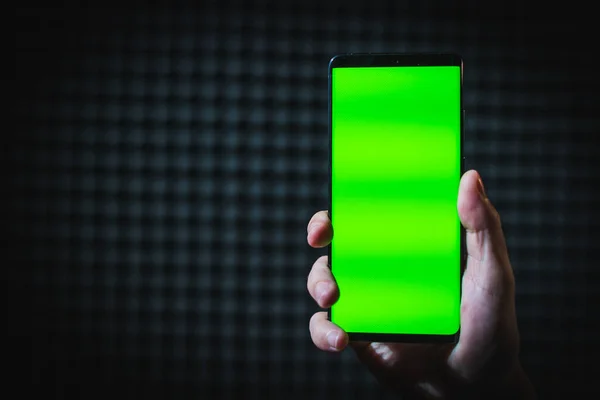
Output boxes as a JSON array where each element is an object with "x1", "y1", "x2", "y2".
[{"x1": 329, "y1": 54, "x2": 463, "y2": 342}]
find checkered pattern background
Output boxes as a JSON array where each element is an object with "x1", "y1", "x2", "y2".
[{"x1": 16, "y1": 2, "x2": 599, "y2": 399}]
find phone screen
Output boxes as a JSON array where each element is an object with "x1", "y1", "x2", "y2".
[{"x1": 329, "y1": 54, "x2": 462, "y2": 341}]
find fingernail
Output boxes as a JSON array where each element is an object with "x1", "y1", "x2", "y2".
[
  {"x1": 477, "y1": 177, "x2": 486, "y2": 198},
  {"x1": 327, "y1": 330, "x2": 340, "y2": 350},
  {"x1": 315, "y1": 281, "x2": 329, "y2": 304}
]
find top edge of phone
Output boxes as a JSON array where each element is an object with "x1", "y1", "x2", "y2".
[{"x1": 329, "y1": 53, "x2": 463, "y2": 69}]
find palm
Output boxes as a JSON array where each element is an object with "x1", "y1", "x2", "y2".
[{"x1": 352, "y1": 251, "x2": 519, "y2": 395}]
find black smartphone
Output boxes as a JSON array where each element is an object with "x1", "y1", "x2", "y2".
[{"x1": 329, "y1": 53, "x2": 464, "y2": 343}]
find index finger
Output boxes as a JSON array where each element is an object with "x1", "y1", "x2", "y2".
[{"x1": 307, "y1": 210, "x2": 333, "y2": 248}]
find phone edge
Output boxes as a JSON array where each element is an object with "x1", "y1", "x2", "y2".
[{"x1": 327, "y1": 53, "x2": 464, "y2": 344}]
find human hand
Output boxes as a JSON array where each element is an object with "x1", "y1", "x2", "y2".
[{"x1": 306, "y1": 170, "x2": 535, "y2": 399}]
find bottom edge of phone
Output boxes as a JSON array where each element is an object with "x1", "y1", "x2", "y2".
[{"x1": 347, "y1": 332, "x2": 459, "y2": 343}]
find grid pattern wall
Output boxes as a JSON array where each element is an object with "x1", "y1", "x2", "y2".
[{"x1": 16, "y1": 2, "x2": 599, "y2": 399}]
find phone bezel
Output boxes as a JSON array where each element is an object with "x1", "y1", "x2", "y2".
[{"x1": 327, "y1": 53, "x2": 465, "y2": 344}]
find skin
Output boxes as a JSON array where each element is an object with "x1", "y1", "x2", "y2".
[{"x1": 306, "y1": 170, "x2": 536, "y2": 399}]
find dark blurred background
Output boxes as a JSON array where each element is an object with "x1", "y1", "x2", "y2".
[{"x1": 15, "y1": 1, "x2": 599, "y2": 399}]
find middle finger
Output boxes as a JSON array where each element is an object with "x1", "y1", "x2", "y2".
[{"x1": 307, "y1": 255, "x2": 339, "y2": 308}]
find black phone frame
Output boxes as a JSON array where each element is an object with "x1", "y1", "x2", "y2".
[{"x1": 327, "y1": 53, "x2": 465, "y2": 344}]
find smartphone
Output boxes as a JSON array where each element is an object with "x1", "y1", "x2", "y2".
[{"x1": 328, "y1": 53, "x2": 463, "y2": 343}]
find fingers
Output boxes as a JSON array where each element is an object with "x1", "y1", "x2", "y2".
[
  {"x1": 309, "y1": 312, "x2": 349, "y2": 352},
  {"x1": 457, "y1": 170, "x2": 508, "y2": 265},
  {"x1": 306, "y1": 212, "x2": 343, "y2": 353},
  {"x1": 307, "y1": 256, "x2": 339, "y2": 308},
  {"x1": 307, "y1": 210, "x2": 333, "y2": 248}
]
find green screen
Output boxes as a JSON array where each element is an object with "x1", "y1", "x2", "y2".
[{"x1": 331, "y1": 65, "x2": 461, "y2": 336}]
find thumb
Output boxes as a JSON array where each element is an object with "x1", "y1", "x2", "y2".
[
  {"x1": 448, "y1": 170, "x2": 518, "y2": 382},
  {"x1": 458, "y1": 170, "x2": 509, "y2": 267}
]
